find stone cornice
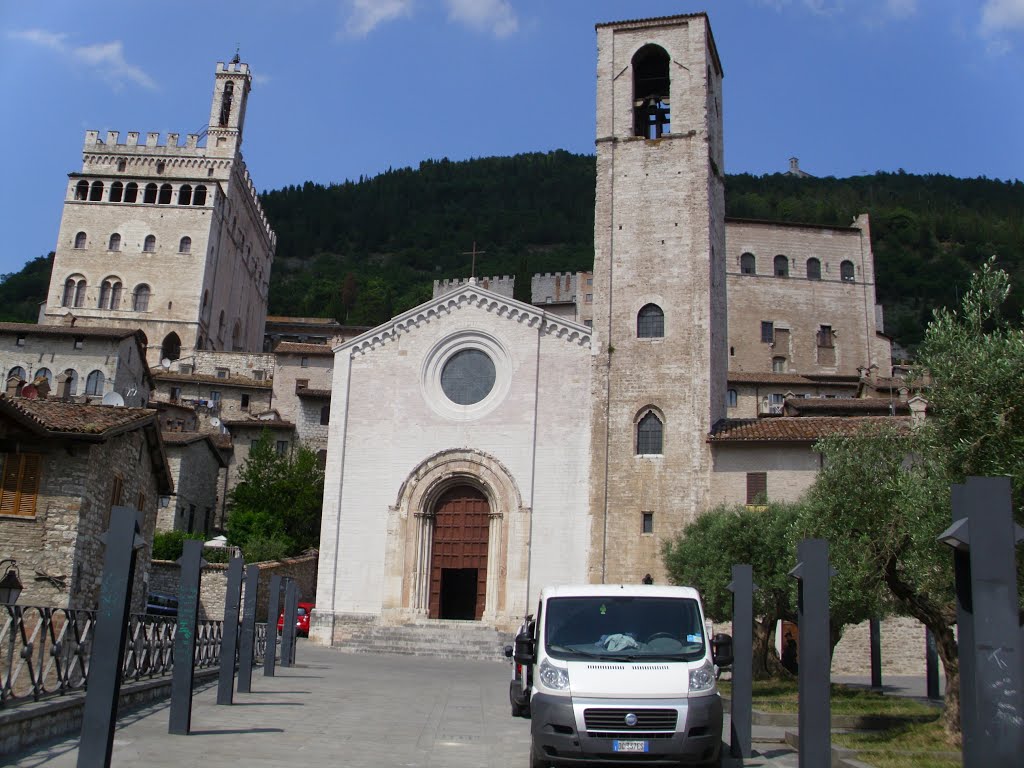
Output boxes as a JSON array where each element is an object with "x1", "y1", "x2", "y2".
[{"x1": 338, "y1": 284, "x2": 592, "y2": 357}]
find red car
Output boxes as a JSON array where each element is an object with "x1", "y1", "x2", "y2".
[{"x1": 277, "y1": 601, "x2": 314, "y2": 637}]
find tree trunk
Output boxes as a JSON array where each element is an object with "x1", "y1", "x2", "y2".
[{"x1": 751, "y1": 617, "x2": 790, "y2": 679}]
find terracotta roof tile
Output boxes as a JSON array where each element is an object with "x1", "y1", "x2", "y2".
[
  {"x1": 0, "y1": 322, "x2": 141, "y2": 341},
  {"x1": 784, "y1": 398, "x2": 910, "y2": 416},
  {"x1": 274, "y1": 342, "x2": 335, "y2": 356},
  {"x1": 728, "y1": 372, "x2": 814, "y2": 386},
  {"x1": 153, "y1": 371, "x2": 272, "y2": 389},
  {"x1": 222, "y1": 418, "x2": 295, "y2": 430},
  {"x1": 708, "y1": 416, "x2": 909, "y2": 443},
  {"x1": 0, "y1": 395, "x2": 156, "y2": 435}
]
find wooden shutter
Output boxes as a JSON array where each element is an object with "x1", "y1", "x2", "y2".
[
  {"x1": 0, "y1": 453, "x2": 42, "y2": 517},
  {"x1": 746, "y1": 472, "x2": 767, "y2": 506}
]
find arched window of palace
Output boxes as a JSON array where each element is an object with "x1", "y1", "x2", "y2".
[
  {"x1": 740, "y1": 252, "x2": 756, "y2": 275},
  {"x1": 178, "y1": 184, "x2": 192, "y2": 206},
  {"x1": 133, "y1": 284, "x2": 151, "y2": 312},
  {"x1": 89, "y1": 181, "x2": 104, "y2": 201},
  {"x1": 637, "y1": 304, "x2": 665, "y2": 338},
  {"x1": 143, "y1": 183, "x2": 158, "y2": 204},
  {"x1": 774, "y1": 255, "x2": 789, "y2": 278},
  {"x1": 841, "y1": 260, "x2": 855, "y2": 282},
  {"x1": 158, "y1": 183, "x2": 172, "y2": 205},
  {"x1": 124, "y1": 182, "x2": 138, "y2": 203},
  {"x1": 85, "y1": 370, "x2": 105, "y2": 396},
  {"x1": 74, "y1": 231, "x2": 87, "y2": 249},
  {"x1": 636, "y1": 410, "x2": 664, "y2": 455},
  {"x1": 806, "y1": 257, "x2": 821, "y2": 280}
]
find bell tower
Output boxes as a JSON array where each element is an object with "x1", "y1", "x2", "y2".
[
  {"x1": 207, "y1": 54, "x2": 252, "y2": 157},
  {"x1": 588, "y1": 13, "x2": 727, "y2": 584}
]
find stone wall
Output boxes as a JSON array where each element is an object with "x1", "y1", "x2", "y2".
[
  {"x1": 708, "y1": 444, "x2": 821, "y2": 507},
  {"x1": 150, "y1": 551, "x2": 318, "y2": 620},
  {"x1": 831, "y1": 616, "x2": 928, "y2": 677},
  {"x1": 160, "y1": 438, "x2": 222, "y2": 534}
]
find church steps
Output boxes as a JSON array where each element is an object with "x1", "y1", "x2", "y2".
[{"x1": 332, "y1": 621, "x2": 515, "y2": 662}]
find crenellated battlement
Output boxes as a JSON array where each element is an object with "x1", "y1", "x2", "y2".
[
  {"x1": 216, "y1": 60, "x2": 250, "y2": 75},
  {"x1": 83, "y1": 130, "x2": 207, "y2": 154},
  {"x1": 237, "y1": 162, "x2": 276, "y2": 247}
]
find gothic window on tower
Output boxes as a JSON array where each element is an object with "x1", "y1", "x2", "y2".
[
  {"x1": 841, "y1": 260, "x2": 856, "y2": 282},
  {"x1": 74, "y1": 181, "x2": 88, "y2": 200},
  {"x1": 178, "y1": 185, "x2": 192, "y2": 205},
  {"x1": 219, "y1": 81, "x2": 235, "y2": 127},
  {"x1": 144, "y1": 183, "x2": 158, "y2": 204},
  {"x1": 637, "y1": 304, "x2": 665, "y2": 338},
  {"x1": 179, "y1": 236, "x2": 191, "y2": 254},
  {"x1": 132, "y1": 284, "x2": 151, "y2": 312},
  {"x1": 89, "y1": 181, "x2": 104, "y2": 201},
  {"x1": 108, "y1": 233, "x2": 121, "y2": 252},
  {"x1": 806, "y1": 257, "x2": 821, "y2": 280},
  {"x1": 124, "y1": 182, "x2": 138, "y2": 203},
  {"x1": 158, "y1": 184, "x2": 172, "y2": 205},
  {"x1": 193, "y1": 185, "x2": 207, "y2": 206},
  {"x1": 74, "y1": 231, "x2": 87, "y2": 249},
  {"x1": 636, "y1": 409, "x2": 664, "y2": 456},
  {"x1": 632, "y1": 44, "x2": 671, "y2": 138},
  {"x1": 110, "y1": 182, "x2": 123, "y2": 203},
  {"x1": 85, "y1": 370, "x2": 105, "y2": 396},
  {"x1": 740, "y1": 252, "x2": 756, "y2": 275}
]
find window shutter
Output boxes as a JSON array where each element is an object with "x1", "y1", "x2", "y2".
[
  {"x1": 0, "y1": 455, "x2": 19, "y2": 515},
  {"x1": 17, "y1": 454, "x2": 41, "y2": 516},
  {"x1": 0, "y1": 454, "x2": 42, "y2": 517},
  {"x1": 746, "y1": 472, "x2": 767, "y2": 505}
]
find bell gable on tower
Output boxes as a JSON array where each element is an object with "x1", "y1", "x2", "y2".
[{"x1": 207, "y1": 55, "x2": 251, "y2": 156}]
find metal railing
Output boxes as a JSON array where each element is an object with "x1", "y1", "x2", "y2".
[{"x1": 1, "y1": 605, "x2": 266, "y2": 709}]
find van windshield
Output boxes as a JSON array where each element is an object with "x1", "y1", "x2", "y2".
[{"x1": 544, "y1": 596, "x2": 706, "y2": 662}]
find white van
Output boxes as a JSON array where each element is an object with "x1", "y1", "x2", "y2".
[{"x1": 514, "y1": 584, "x2": 729, "y2": 767}]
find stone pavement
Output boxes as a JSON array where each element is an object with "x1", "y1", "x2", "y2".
[{"x1": 8, "y1": 642, "x2": 802, "y2": 768}]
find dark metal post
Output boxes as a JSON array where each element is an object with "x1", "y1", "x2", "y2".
[
  {"x1": 237, "y1": 564, "x2": 259, "y2": 693},
  {"x1": 925, "y1": 628, "x2": 940, "y2": 700},
  {"x1": 961, "y1": 477, "x2": 1023, "y2": 765},
  {"x1": 76, "y1": 507, "x2": 143, "y2": 768},
  {"x1": 216, "y1": 554, "x2": 244, "y2": 705},
  {"x1": 789, "y1": 539, "x2": 833, "y2": 768},
  {"x1": 727, "y1": 564, "x2": 756, "y2": 758},
  {"x1": 869, "y1": 617, "x2": 882, "y2": 689},
  {"x1": 168, "y1": 539, "x2": 206, "y2": 734},
  {"x1": 263, "y1": 574, "x2": 282, "y2": 676},
  {"x1": 280, "y1": 579, "x2": 297, "y2": 668}
]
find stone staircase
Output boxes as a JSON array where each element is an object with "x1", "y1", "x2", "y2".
[{"x1": 335, "y1": 619, "x2": 515, "y2": 662}]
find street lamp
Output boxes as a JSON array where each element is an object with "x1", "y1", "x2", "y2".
[{"x1": 0, "y1": 559, "x2": 24, "y2": 604}]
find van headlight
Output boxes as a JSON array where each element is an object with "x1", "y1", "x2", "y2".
[
  {"x1": 539, "y1": 659, "x2": 570, "y2": 690},
  {"x1": 689, "y1": 659, "x2": 715, "y2": 693}
]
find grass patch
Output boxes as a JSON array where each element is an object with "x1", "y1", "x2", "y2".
[
  {"x1": 835, "y1": 718, "x2": 959, "y2": 768},
  {"x1": 717, "y1": 679, "x2": 939, "y2": 716}
]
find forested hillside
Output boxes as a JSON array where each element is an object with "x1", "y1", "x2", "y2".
[{"x1": 3, "y1": 151, "x2": 1022, "y2": 351}]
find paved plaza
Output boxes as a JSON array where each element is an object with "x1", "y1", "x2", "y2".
[{"x1": 9, "y1": 643, "x2": 799, "y2": 767}]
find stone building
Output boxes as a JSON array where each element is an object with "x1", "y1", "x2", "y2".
[
  {"x1": 263, "y1": 316, "x2": 369, "y2": 351},
  {"x1": 38, "y1": 58, "x2": 276, "y2": 365},
  {"x1": 0, "y1": 396, "x2": 171, "y2": 610},
  {"x1": 312, "y1": 12, "x2": 903, "y2": 648},
  {"x1": 158, "y1": 431, "x2": 226, "y2": 535},
  {"x1": 271, "y1": 342, "x2": 334, "y2": 456},
  {"x1": 0, "y1": 323, "x2": 151, "y2": 407}
]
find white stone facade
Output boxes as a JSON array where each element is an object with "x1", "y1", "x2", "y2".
[
  {"x1": 316, "y1": 285, "x2": 592, "y2": 635},
  {"x1": 39, "y1": 61, "x2": 276, "y2": 366}
]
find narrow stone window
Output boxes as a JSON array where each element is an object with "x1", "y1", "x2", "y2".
[
  {"x1": 133, "y1": 284, "x2": 151, "y2": 312},
  {"x1": 156, "y1": 161, "x2": 166, "y2": 174},
  {"x1": 219, "y1": 81, "x2": 235, "y2": 127},
  {"x1": 746, "y1": 472, "x2": 767, "y2": 506},
  {"x1": 774, "y1": 255, "x2": 789, "y2": 278},
  {"x1": 15, "y1": 335, "x2": 25, "y2": 347},
  {"x1": 73, "y1": 279, "x2": 87, "y2": 308},
  {"x1": 727, "y1": 389, "x2": 737, "y2": 408},
  {"x1": 316, "y1": 450, "x2": 327, "y2": 470},
  {"x1": 143, "y1": 183, "x2": 158, "y2": 204},
  {"x1": 74, "y1": 180, "x2": 89, "y2": 200},
  {"x1": 74, "y1": 231, "x2": 87, "y2": 249},
  {"x1": 632, "y1": 44, "x2": 671, "y2": 138},
  {"x1": 241, "y1": 393, "x2": 250, "y2": 410},
  {"x1": 117, "y1": 159, "x2": 126, "y2": 172},
  {"x1": 320, "y1": 405, "x2": 330, "y2": 425},
  {"x1": 772, "y1": 356, "x2": 787, "y2": 373},
  {"x1": 144, "y1": 235, "x2": 156, "y2": 252},
  {"x1": 178, "y1": 184, "x2": 192, "y2": 205},
  {"x1": 108, "y1": 233, "x2": 121, "y2": 252},
  {"x1": 636, "y1": 410, "x2": 663, "y2": 455},
  {"x1": 85, "y1": 370, "x2": 105, "y2": 396},
  {"x1": 193, "y1": 185, "x2": 207, "y2": 206},
  {"x1": 89, "y1": 181, "x2": 104, "y2": 201},
  {"x1": 158, "y1": 183, "x2": 172, "y2": 205},
  {"x1": 124, "y1": 182, "x2": 138, "y2": 203},
  {"x1": 761, "y1": 321, "x2": 774, "y2": 344},
  {"x1": 841, "y1": 260, "x2": 855, "y2": 282},
  {"x1": 806, "y1": 257, "x2": 821, "y2": 280},
  {"x1": 179, "y1": 236, "x2": 191, "y2": 254},
  {"x1": 641, "y1": 511, "x2": 654, "y2": 534},
  {"x1": 740, "y1": 253, "x2": 756, "y2": 275},
  {"x1": 110, "y1": 181, "x2": 124, "y2": 203},
  {"x1": 637, "y1": 304, "x2": 665, "y2": 338},
  {"x1": 109, "y1": 281, "x2": 122, "y2": 309}
]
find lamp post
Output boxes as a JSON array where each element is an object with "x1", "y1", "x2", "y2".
[{"x1": 0, "y1": 559, "x2": 23, "y2": 604}]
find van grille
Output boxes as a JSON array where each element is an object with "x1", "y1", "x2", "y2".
[{"x1": 583, "y1": 708, "x2": 678, "y2": 732}]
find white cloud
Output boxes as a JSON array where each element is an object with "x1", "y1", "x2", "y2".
[
  {"x1": 253, "y1": 73, "x2": 272, "y2": 86},
  {"x1": 344, "y1": 0, "x2": 413, "y2": 37},
  {"x1": 445, "y1": 0, "x2": 519, "y2": 37},
  {"x1": 980, "y1": 0, "x2": 1024, "y2": 34},
  {"x1": 7, "y1": 29, "x2": 156, "y2": 90}
]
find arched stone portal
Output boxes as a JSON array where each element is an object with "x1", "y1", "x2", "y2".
[
  {"x1": 429, "y1": 485, "x2": 489, "y2": 620},
  {"x1": 385, "y1": 448, "x2": 528, "y2": 628}
]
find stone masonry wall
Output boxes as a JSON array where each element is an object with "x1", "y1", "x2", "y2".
[
  {"x1": 831, "y1": 615, "x2": 928, "y2": 677},
  {"x1": 150, "y1": 551, "x2": 317, "y2": 621}
]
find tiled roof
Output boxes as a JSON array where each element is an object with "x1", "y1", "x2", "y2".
[
  {"x1": 296, "y1": 387, "x2": 331, "y2": 399},
  {"x1": 0, "y1": 322, "x2": 141, "y2": 341},
  {"x1": 153, "y1": 372, "x2": 272, "y2": 389},
  {"x1": 708, "y1": 416, "x2": 909, "y2": 443},
  {"x1": 0, "y1": 396, "x2": 156, "y2": 435},
  {"x1": 161, "y1": 431, "x2": 228, "y2": 466},
  {"x1": 223, "y1": 418, "x2": 295, "y2": 430},
  {"x1": 596, "y1": 12, "x2": 705, "y2": 28},
  {"x1": 210, "y1": 433, "x2": 233, "y2": 450},
  {"x1": 727, "y1": 371, "x2": 860, "y2": 387},
  {"x1": 266, "y1": 316, "x2": 341, "y2": 326},
  {"x1": 274, "y1": 342, "x2": 335, "y2": 356},
  {"x1": 784, "y1": 398, "x2": 909, "y2": 416},
  {"x1": 725, "y1": 217, "x2": 860, "y2": 233}
]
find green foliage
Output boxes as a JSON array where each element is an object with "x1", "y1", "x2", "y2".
[
  {"x1": 662, "y1": 503, "x2": 800, "y2": 624},
  {"x1": 0, "y1": 254, "x2": 53, "y2": 322},
  {"x1": 151, "y1": 529, "x2": 205, "y2": 561},
  {"x1": 227, "y1": 431, "x2": 324, "y2": 557},
  {"x1": 237, "y1": 534, "x2": 291, "y2": 564}
]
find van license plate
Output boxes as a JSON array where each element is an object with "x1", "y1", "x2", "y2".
[{"x1": 613, "y1": 740, "x2": 648, "y2": 753}]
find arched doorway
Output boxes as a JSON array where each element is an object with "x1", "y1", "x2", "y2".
[{"x1": 429, "y1": 485, "x2": 489, "y2": 620}]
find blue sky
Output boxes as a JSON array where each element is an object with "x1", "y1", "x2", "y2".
[{"x1": 1, "y1": 0, "x2": 1022, "y2": 276}]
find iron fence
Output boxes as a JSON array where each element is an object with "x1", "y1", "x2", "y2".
[{"x1": 1, "y1": 605, "x2": 267, "y2": 709}]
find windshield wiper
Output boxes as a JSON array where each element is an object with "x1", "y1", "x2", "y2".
[
  {"x1": 601, "y1": 653, "x2": 691, "y2": 662},
  {"x1": 548, "y1": 644, "x2": 604, "y2": 659}
]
